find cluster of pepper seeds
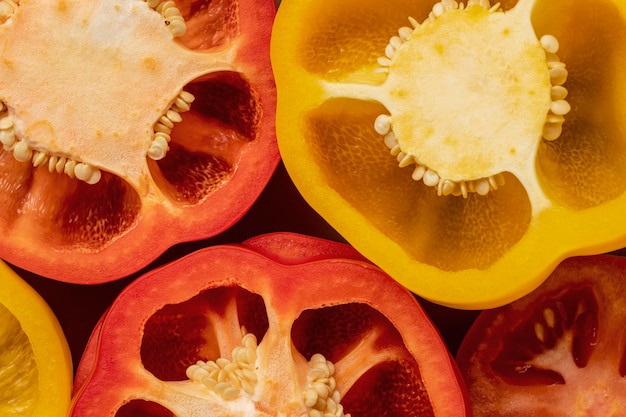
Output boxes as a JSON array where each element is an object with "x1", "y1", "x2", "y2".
[
  {"x1": 374, "y1": 0, "x2": 570, "y2": 198},
  {"x1": 185, "y1": 331, "x2": 350, "y2": 416},
  {"x1": 303, "y1": 353, "x2": 351, "y2": 417},
  {"x1": 186, "y1": 332, "x2": 259, "y2": 401},
  {"x1": 540, "y1": 34, "x2": 570, "y2": 141},
  {"x1": 141, "y1": 0, "x2": 192, "y2": 163},
  {"x1": 147, "y1": 90, "x2": 195, "y2": 161},
  {"x1": 0, "y1": 102, "x2": 103, "y2": 184},
  {"x1": 143, "y1": 0, "x2": 187, "y2": 37},
  {"x1": 0, "y1": 87, "x2": 194, "y2": 184}
]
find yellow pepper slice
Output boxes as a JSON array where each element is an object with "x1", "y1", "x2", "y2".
[
  {"x1": 0, "y1": 260, "x2": 72, "y2": 416},
  {"x1": 271, "y1": 0, "x2": 626, "y2": 308}
]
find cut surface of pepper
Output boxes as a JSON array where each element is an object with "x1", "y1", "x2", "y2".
[
  {"x1": 0, "y1": 0, "x2": 279, "y2": 283},
  {"x1": 271, "y1": 0, "x2": 626, "y2": 308},
  {"x1": 0, "y1": 260, "x2": 73, "y2": 417},
  {"x1": 70, "y1": 233, "x2": 469, "y2": 417}
]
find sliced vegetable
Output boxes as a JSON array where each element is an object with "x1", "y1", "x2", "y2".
[
  {"x1": 0, "y1": 0, "x2": 278, "y2": 283},
  {"x1": 271, "y1": 0, "x2": 626, "y2": 308},
  {"x1": 456, "y1": 254, "x2": 626, "y2": 416},
  {"x1": 0, "y1": 260, "x2": 73, "y2": 417},
  {"x1": 71, "y1": 232, "x2": 469, "y2": 417}
]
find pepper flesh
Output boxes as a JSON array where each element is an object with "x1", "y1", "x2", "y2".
[
  {"x1": 0, "y1": 0, "x2": 278, "y2": 283},
  {"x1": 271, "y1": 0, "x2": 626, "y2": 308},
  {"x1": 70, "y1": 233, "x2": 469, "y2": 417},
  {"x1": 0, "y1": 260, "x2": 73, "y2": 417}
]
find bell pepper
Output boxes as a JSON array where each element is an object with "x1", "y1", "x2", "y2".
[
  {"x1": 70, "y1": 232, "x2": 469, "y2": 417},
  {"x1": 456, "y1": 254, "x2": 626, "y2": 416},
  {"x1": 0, "y1": 0, "x2": 278, "y2": 284},
  {"x1": 271, "y1": 0, "x2": 626, "y2": 309},
  {"x1": 0, "y1": 260, "x2": 73, "y2": 416}
]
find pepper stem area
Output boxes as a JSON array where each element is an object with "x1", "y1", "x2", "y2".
[{"x1": 375, "y1": 0, "x2": 569, "y2": 197}]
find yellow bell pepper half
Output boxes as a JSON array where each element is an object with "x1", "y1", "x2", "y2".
[
  {"x1": 0, "y1": 260, "x2": 72, "y2": 417},
  {"x1": 271, "y1": 0, "x2": 626, "y2": 308}
]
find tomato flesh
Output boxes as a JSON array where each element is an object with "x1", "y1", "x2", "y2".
[{"x1": 457, "y1": 255, "x2": 626, "y2": 416}]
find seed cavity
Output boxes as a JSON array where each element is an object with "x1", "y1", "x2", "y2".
[
  {"x1": 144, "y1": 0, "x2": 187, "y2": 37},
  {"x1": 303, "y1": 353, "x2": 351, "y2": 417},
  {"x1": 374, "y1": 0, "x2": 570, "y2": 197},
  {"x1": 147, "y1": 89, "x2": 194, "y2": 160},
  {"x1": 0, "y1": 0, "x2": 18, "y2": 24},
  {"x1": 186, "y1": 329, "x2": 259, "y2": 401},
  {"x1": 0, "y1": 102, "x2": 102, "y2": 184}
]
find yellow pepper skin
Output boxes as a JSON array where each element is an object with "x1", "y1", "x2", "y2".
[
  {"x1": 271, "y1": 0, "x2": 626, "y2": 309},
  {"x1": 0, "y1": 260, "x2": 72, "y2": 416}
]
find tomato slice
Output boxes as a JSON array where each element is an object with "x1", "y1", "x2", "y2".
[
  {"x1": 456, "y1": 254, "x2": 626, "y2": 416},
  {"x1": 70, "y1": 232, "x2": 469, "y2": 417}
]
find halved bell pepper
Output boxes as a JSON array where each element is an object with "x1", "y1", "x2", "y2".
[
  {"x1": 0, "y1": 0, "x2": 278, "y2": 284},
  {"x1": 271, "y1": 0, "x2": 626, "y2": 308},
  {"x1": 70, "y1": 232, "x2": 470, "y2": 417},
  {"x1": 0, "y1": 260, "x2": 73, "y2": 416}
]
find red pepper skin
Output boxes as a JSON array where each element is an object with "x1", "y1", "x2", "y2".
[{"x1": 71, "y1": 232, "x2": 470, "y2": 417}]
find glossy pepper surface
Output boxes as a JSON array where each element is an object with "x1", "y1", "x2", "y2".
[
  {"x1": 271, "y1": 0, "x2": 626, "y2": 308},
  {"x1": 0, "y1": 0, "x2": 278, "y2": 284},
  {"x1": 0, "y1": 260, "x2": 73, "y2": 416},
  {"x1": 70, "y1": 232, "x2": 470, "y2": 417}
]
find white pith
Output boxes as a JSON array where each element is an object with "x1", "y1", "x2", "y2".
[
  {"x1": 373, "y1": 0, "x2": 570, "y2": 197},
  {"x1": 183, "y1": 329, "x2": 351, "y2": 417},
  {"x1": 0, "y1": 0, "x2": 226, "y2": 187}
]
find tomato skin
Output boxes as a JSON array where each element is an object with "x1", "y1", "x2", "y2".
[
  {"x1": 70, "y1": 232, "x2": 470, "y2": 417},
  {"x1": 456, "y1": 255, "x2": 626, "y2": 417}
]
